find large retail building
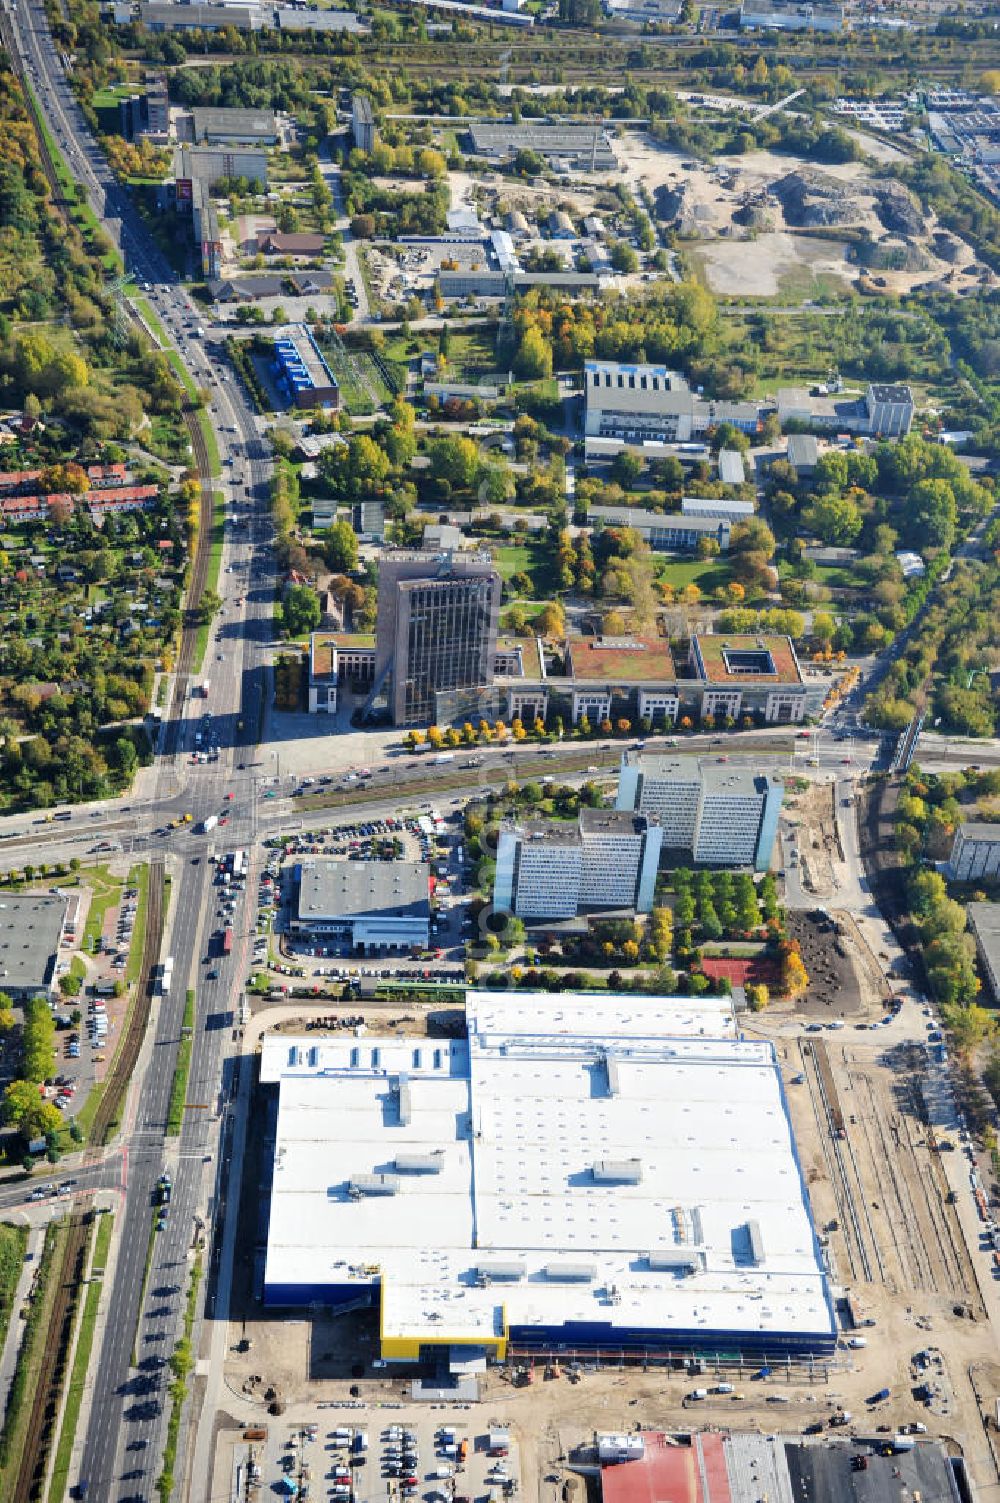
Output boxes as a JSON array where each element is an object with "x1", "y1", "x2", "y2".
[{"x1": 261, "y1": 992, "x2": 835, "y2": 1364}]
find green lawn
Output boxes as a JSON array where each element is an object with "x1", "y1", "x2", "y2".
[
  {"x1": 0, "y1": 1225, "x2": 28, "y2": 1361},
  {"x1": 493, "y1": 541, "x2": 556, "y2": 599},
  {"x1": 653, "y1": 557, "x2": 732, "y2": 592},
  {"x1": 165, "y1": 990, "x2": 196, "y2": 1137},
  {"x1": 125, "y1": 862, "x2": 150, "y2": 986},
  {"x1": 81, "y1": 867, "x2": 123, "y2": 954}
]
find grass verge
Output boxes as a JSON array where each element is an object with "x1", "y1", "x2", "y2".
[
  {"x1": 47, "y1": 1214, "x2": 112, "y2": 1503},
  {"x1": 191, "y1": 490, "x2": 225, "y2": 675},
  {"x1": 0, "y1": 1224, "x2": 29, "y2": 1358},
  {"x1": 165, "y1": 990, "x2": 195, "y2": 1138},
  {"x1": 156, "y1": 1254, "x2": 202, "y2": 1503},
  {"x1": 126, "y1": 861, "x2": 150, "y2": 986},
  {"x1": 81, "y1": 866, "x2": 123, "y2": 954},
  {"x1": 0, "y1": 1220, "x2": 64, "y2": 1492}
]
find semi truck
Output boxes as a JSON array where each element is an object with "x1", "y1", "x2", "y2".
[{"x1": 223, "y1": 927, "x2": 233, "y2": 956}]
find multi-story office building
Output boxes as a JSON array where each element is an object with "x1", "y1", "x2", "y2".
[
  {"x1": 617, "y1": 754, "x2": 783, "y2": 871},
  {"x1": 494, "y1": 810, "x2": 663, "y2": 919},
  {"x1": 369, "y1": 552, "x2": 500, "y2": 727},
  {"x1": 949, "y1": 823, "x2": 1000, "y2": 883},
  {"x1": 585, "y1": 361, "x2": 697, "y2": 441}
]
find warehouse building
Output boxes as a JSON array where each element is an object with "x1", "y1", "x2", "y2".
[
  {"x1": 467, "y1": 122, "x2": 617, "y2": 171},
  {"x1": 0, "y1": 893, "x2": 68, "y2": 1000},
  {"x1": 968, "y1": 903, "x2": 1000, "y2": 1002},
  {"x1": 188, "y1": 105, "x2": 278, "y2": 144},
  {"x1": 261, "y1": 990, "x2": 837, "y2": 1363},
  {"x1": 271, "y1": 324, "x2": 340, "y2": 410},
  {"x1": 598, "y1": 1429, "x2": 964, "y2": 1503},
  {"x1": 494, "y1": 809, "x2": 663, "y2": 918},
  {"x1": 617, "y1": 753, "x2": 783, "y2": 871},
  {"x1": 740, "y1": 0, "x2": 843, "y2": 28},
  {"x1": 292, "y1": 858, "x2": 429, "y2": 953},
  {"x1": 585, "y1": 362, "x2": 763, "y2": 443},
  {"x1": 949, "y1": 823, "x2": 1000, "y2": 882}
]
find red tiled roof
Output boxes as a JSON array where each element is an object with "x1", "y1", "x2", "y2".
[{"x1": 601, "y1": 1434, "x2": 732, "y2": 1503}]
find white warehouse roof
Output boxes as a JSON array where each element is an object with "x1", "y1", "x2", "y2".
[{"x1": 261, "y1": 993, "x2": 835, "y2": 1358}]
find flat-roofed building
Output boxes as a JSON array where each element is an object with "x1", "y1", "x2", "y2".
[
  {"x1": 717, "y1": 448, "x2": 746, "y2": 486},
  {"x1": 189, "y1": 105, "x2": 278, "y2": 144},
  {"x1": 0, "y1": 893, "x2": 68, "y2": 999},
  {"x1": 689, "y1": 633, "x2": 808, "y2": 724},
  {"x1": 494, "y1": 809, "x2": 663, "y2": 918},
  {"x1": 271, "y1": 323, "x2": 339, "y2": 410},
  {"x1": 588, "y1": 504, "x2": 731, "y2": 553},
  {"x1": 261, "y1": 990, "x2": 836, "y2": 1363},
  {"x1": 139, "y1": 2, "x2": 263, "y2": 29},
  {"x1": 968, "y1": 902, "x2": 1000, "y2": 1001},
  {"x1": 866, "y1": 382, "x2": 914, "y2": 437},
  {"x1": 351, "y1": 93, "x2": 377, "y2": 153},
  {"x1": 949, "y1": 823, "x2": 1000, "y2": 882},
  {"x1": 467, "y1": 122, "x2": 616, "y2": 171},
  {"x1": 617, "y1": 753, "x2": 783, "y2": 871},
  {"x1": 681, "y1": 495, "x2": 755, "y2": 524},
  {"x1": 786, "y1": 433, "x2": 819, "y2": 474},
  {"x1": 585, "y1": 360, "x2": 696, "y2": 442},
  {"x1": 173, "y1": 143, "x2": 268, "y2": 190},
  {"x1": 292, "y1": 858, "x2": 429, "y2": 953},
  {"x1": 564, "y1": 634, "x2": 679, "y2": 727},
  {"x1": 191, "y1": 177, "x2": 222, "y2": 279},
  {"x1": 741, "y1": 0, "x2": 843, "y2": 27},
  {"x1": 307, "y1": 631, "x2": 375, "y2": 713}
]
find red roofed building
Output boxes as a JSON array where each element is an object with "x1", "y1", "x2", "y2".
[
  {"x1": 601, "y1": 1433, "x2": 731, "y2": 1503},
  {"x1": 86, "y1": 485, "x2": 158, "y2": 515}
]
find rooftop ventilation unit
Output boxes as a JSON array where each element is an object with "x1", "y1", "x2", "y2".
[
  {"x1": 349, "y1": 1174, "x2": 400, "y2": 1199},
  {"x1": 475, "y1": 1261, "x2": 526, "y2": 1284},
  {"x1": 543, "y1": 1262, "x2": 597, "y2": 1283},
  {"x1": 592, "y1": 1159, "x2": 642, "y2": 1185},
  {"x1": 646, "y1": 1248, "x2": 707, "y2": 1273},
  {"x1": 394, "y1": 1151, "x2": 444, "y2": 1174},
  {"x1": 745, "y1": 1219, "x2": 765, "y2": 1266}
]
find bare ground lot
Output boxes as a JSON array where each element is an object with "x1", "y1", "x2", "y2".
[
  {"x1": 690, "y1": 232, "x2": 852, "y2": 298},
  {"x1": 615, "y1": 130, "x2": 990, "y2": 299}
]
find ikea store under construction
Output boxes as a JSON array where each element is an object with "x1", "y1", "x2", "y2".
[{"x1": 260, "y1": 992, "x2": 836, "y2": 1365}]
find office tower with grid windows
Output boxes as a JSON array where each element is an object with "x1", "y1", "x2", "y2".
[{"x1": 371, "y1": 552, "x2": 500, "y2": 727}]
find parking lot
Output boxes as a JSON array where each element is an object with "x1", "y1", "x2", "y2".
[
  {"x1": 256, "y1": 814, "x2": 469, "y2": 986},
  {"x1": 223, "y1": 1409, "x2": 520, "y2": 1503}
]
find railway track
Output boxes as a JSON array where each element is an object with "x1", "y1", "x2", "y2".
[
  {"x1": 10, "y1": 1213, "x2": 90, "y2": 1503},
  {"x1": 851, "y1": 1069, "x2": 935, "y2": 1292},
  {"x1": 88, "y1": 858, "x2": 165, "y2": 1146}
]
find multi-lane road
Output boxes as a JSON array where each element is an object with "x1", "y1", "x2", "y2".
[{"x1": 2, "y1": 3, "x2": 1000, "y2": 1498}]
